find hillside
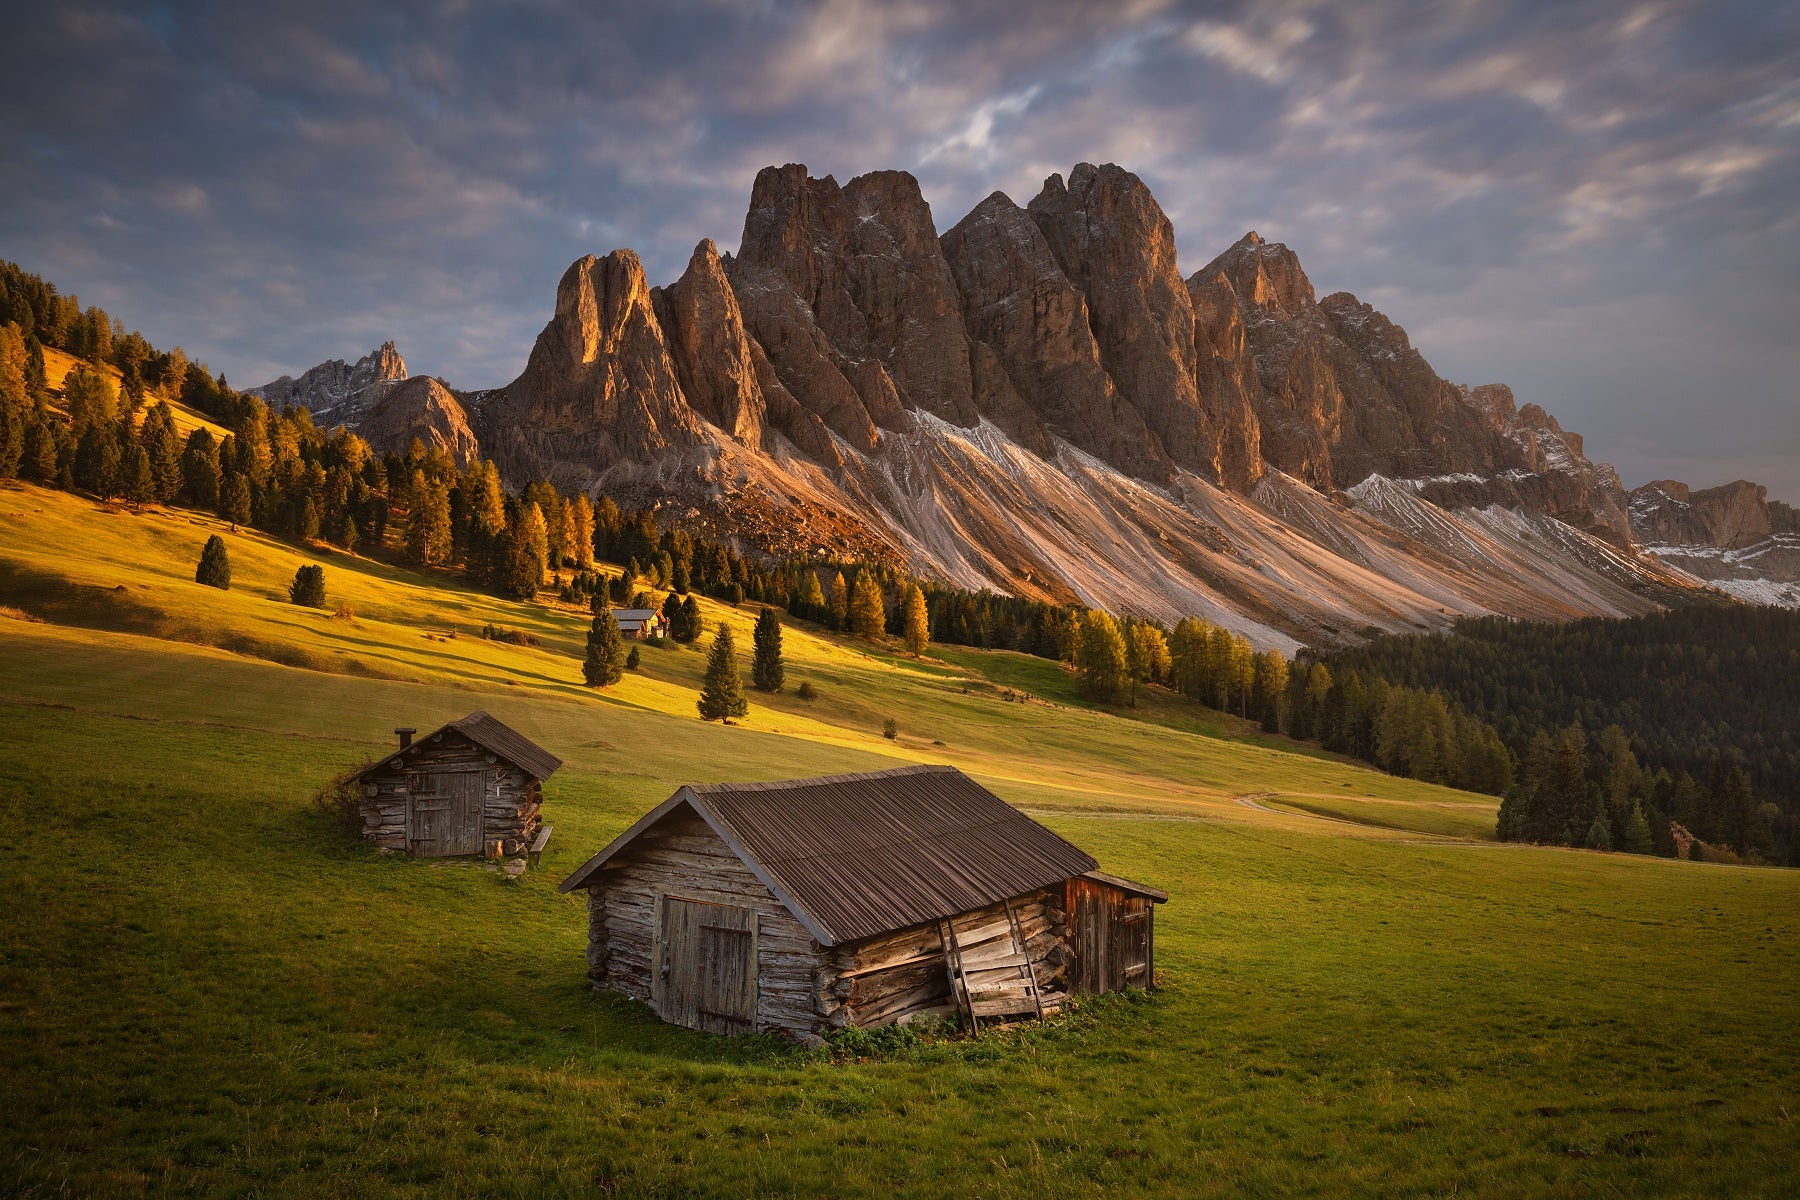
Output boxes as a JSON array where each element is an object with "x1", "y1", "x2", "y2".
[
  {"x1": 254, "y1": 162, "x2": 1734, "y2": 649},
  {"x1": 1, "y1": 476, "x2": 1795, "y2": 1197}
]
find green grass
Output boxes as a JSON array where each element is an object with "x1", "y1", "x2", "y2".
[{"x1": 2, "y1": 480, "x2": 1796, "y2": 1197}]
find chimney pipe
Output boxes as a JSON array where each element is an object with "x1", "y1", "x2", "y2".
[{"x1": 395, "y1": 727, "x2": 416, "y2": 750}]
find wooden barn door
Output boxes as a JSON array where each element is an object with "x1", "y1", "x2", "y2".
[
  {"x1": 407, "y1": 769, "x2": 485, "y2": 856},
  {"x1": 1067, "y1": 880, "x2": 1153, "y2": 994},
  {"x1": 655, "y1": 896, "x2": 758, "y2": 1035}
]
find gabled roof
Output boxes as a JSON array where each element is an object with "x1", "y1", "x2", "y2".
[
  {"x1": 559, "y1": 764, "x2": 1099, "y2": 946},
  {"x1": 610, "y1": 608, "x2": 660, "y2": 621},
  {"x1": 1081, "y1": 869, "x2": 1169, "y2": 903},
  {"x1": 356, "y1": 711, "x2": 563, "y2": 782}
]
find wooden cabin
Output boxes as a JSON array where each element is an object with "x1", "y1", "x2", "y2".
[
  {"x1": 558, "y1": 765, "x2": 1166, "y2": 1042},
  {"x1": 611, "y1": 608, "x2": 667, "y2": 640},
  {"x1": 356, "y1": 712, "x2": 562, "y2": 860}
]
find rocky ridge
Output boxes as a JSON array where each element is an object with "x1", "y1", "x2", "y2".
[
  {"x1": 249, "y1": 341, "x2": 408, "y2": 424},
  {"x1": 255, "y1": 161, "x2": 1795, "y2": 641}
]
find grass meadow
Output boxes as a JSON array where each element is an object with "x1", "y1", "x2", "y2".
[{"x1": 1, "y1": 481, "x2": 1795, "y2": 1197}]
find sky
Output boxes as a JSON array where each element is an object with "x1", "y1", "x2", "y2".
[{"x1": 2, "y1": 0, "x2": 1796, "y2": 501}]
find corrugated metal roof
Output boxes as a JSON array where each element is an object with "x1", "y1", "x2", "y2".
[
  {"x1": 356, "y1": 711, "x2": 563, "y2": 782},
  {"x1": 1082, "y1": 869, "x2": 1169, "y2": 903},
  {"x1": 560, "y1": 765, "x2": 1097, "y2": 945}
]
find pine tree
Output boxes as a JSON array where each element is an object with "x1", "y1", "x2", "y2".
[
  {"x1": 752, "y1": 607, "x2": 785, "y2": 692},
  {"x1": 121, "y1": 441, "x2": 154, "y2": 504},
  {"x1": 1584, "y1": 811, "x2": 1613, "y2": 851},
  {"x1": 583, "y1": 610, "x2": 625, "y2": 687},
  {"x1": 626, "y1": 645, "x2": 641, "y2": 670},
  {"x1": 902, "y1": 582, "x2": 929, "y2": 656},
  {"x1": 220, "y1": 473, "x2": 251, "y2": 529},
  {"x1": 849, "y1": 570, "x2": 885, "y2": 640},
  {"x1": 181, "y1": 428, "x2": 220, "y2": 508},
  {"x1": 194, "y1": 534, "x2": 231, "y2": 590},
  {"x1": 495, "y1": 528, "x2": 542, "y2": 600},
  {"x1": 676, "y1": 595, "x2": 702, "y2": 643},
  {"x1": 697, "y1": 622, "x2": 749, "y2": 723},
  {"x1": 1622, "y1": 801, "x2": 1654, "y2": 855},
  {"x1": 289, "y1": 564, "x2": 327, "y2": 607}
]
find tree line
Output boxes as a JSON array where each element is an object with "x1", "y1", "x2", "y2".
[
  {"x1": 4, "y1": 256, "x2": 1527, "y2": 805},
  {"x1": 1326, "y1": 611, "x2": 1799, "y2": 865}
]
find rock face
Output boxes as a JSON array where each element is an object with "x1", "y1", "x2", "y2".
[
  {"x1": 1630, "y1": 479, "x2": 1799, "y2": 549},
  {"x1": 1628, "y1": 480, "x2": 1800, "y2": 608},
  {"x1": 482, "y1": 250, "x2": 705, "y2": 491},
  {"x1": 1029, "y1": 165, "x2": 1260, "y2": 489},
  {"x1": 276, "y1": 159, "x2": 1796, "y2": 639},
  {"x1": 1191, "y1": 232, "x2": 1632, "y2": 545},
  {"x1": 249, "y1": 341, "x2": 408, "y2": 424},
  {"x1": 355, "y1": 375, "x2": 480, "y2": 467}
]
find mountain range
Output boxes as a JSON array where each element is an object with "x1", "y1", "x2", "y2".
[{"x1": 249, "y1": 162, "x2": 1797, "y2": 646}]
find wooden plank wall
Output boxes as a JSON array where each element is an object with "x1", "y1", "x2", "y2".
[
  {"x1": 837, "y1": 888, "x2": 1070, "y2": 1028},
  {"x1": 584, "y1": 809, "x2": 831, "y2": 1040},
  {"x1": 1066, "y1": 878, "x2": 1153, "y2": 994},
  {"x1": 357, "y1": 732, "x2": 543, "y2": 857}
]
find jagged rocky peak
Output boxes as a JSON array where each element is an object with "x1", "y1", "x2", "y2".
[
  {"x1": 357, "y1": 375, "x2": 480, "y2": 468},
  {"x1": 1204, "y1": 231, "x2": 1316, "y2": 317},
  {"x1": 731, "y1": 162, "x2": 979, "y2": 431},
  {"x1": 1027, "y1": 162, "x2": 1262, "y2": 490},
  {"x1": 1630, "y1": 478, "x2": 1798, "y2": 549},
  {"x1": 482, "y1": 248, "x2": 703, "y2": 490},
  {"x1": 249, "y1": 340, "x2": 408, "y2": 421},
  {"x1": 654, "y1": 238, "x2": 767, "y2": 450},
  {"x1": 939, "y1": 190, "x2": 1132, "y2": 463}
]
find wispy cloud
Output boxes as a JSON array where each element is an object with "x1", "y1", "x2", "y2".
[{"x1": 0, "y1": 0, "x2": 1794, "y2": 498}]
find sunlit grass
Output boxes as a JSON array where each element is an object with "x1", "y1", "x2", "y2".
[{"x1": 1, "y1": 479, "x2": 1795, "y2": 1196}]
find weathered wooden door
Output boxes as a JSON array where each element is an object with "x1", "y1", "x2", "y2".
[
  {"x1": 1067, "y1": 879, "x2": 1152, "y2": 993},
  {"x1": 407, "y1": 769, "x2": 485, "y2": 856},
  {"x1": 655, "y1": 897, "x2": 758, "y2": 1035}
]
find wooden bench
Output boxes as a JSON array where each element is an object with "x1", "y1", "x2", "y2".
[{"x1": 527, "y1": 824, "x2": 553, "y2": 867}]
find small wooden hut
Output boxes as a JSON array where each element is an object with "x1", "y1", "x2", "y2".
[
  {"x1": 356, "y1": 712, "x2": 562, "y2": 859},
  {"x1": 558, "y1": 765, "x2": 1166, "y2": 1041}
]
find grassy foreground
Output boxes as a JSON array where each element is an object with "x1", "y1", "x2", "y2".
[{"x1": 1, "y1": 482, "x2": 1796, "y2": 1197}]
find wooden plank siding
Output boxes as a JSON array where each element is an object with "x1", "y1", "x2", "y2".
[
  {"x1": 1065, "y1": 876, "x2": 1155, "y2": 994},
  {"x1": 585, "y1": 810, "x2": 830, "y2": 1039},
  {"x1": 834, "y1": 888, "x2": 1070, "y2": 1029},
  {"x1": 358, "y1": 731, "x2": 543, "y2": 858}
]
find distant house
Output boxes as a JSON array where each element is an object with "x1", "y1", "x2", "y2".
[
  {"x1": 611, "y1": 608, "x2": 667, "y2": 640},
  {"x1": 356, "y1": 712, "x2": 562, "y2": 860},
  {"x1": 559, "y1": 765, "x2": 1166, "y2": 1042}
]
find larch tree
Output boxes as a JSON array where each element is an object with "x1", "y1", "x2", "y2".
[
  {"x1": 568, "y1": 495, "x2": 596, "y2": 568},
  {"x1": 518, "y1": 501, "x2": 550, "y2": 583},
  {"x1": 752, "y1": 607, "x2": 785, "y2": 692},
  {"x1": 826, "y1": 571, "x2": 848, "y2": 631},
  {"x1": 697, "y1": 622, "x2": 749, "y2": 723},
  {"x1": 902, "y1": 582, "x2": 929, "y2": 656},
  {"x1": 1076, "y1": 609, "x2": 1129, "y2": 703},
  {"x1": 849, "y1": 570, "x2": 885, "y2": 640}
]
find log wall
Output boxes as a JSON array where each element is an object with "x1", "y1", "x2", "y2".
[
  {"x1": 582, "y1": 809, "x2": 832, "y2": 1041},
  {"x1": 358, "y1": 731, "x2": 543, "y2": 857},
  {"x1": 837, "y1": 887, "x2": 1071, "y2": 1029}
]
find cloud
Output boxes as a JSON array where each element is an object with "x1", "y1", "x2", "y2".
[{"x1": 0, "y1": 0, "x2": 1795, "y2": 499}]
